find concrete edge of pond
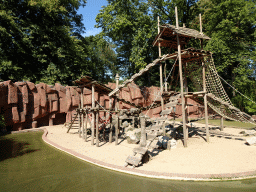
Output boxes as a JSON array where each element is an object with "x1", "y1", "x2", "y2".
[{"x1": 40, "y1": 128, "x2": 256, "y2": 182}]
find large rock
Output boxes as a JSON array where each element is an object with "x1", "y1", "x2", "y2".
[
  {"x1": 244, "y1": 130, "x2": 256, "y2": 136},
  {"x1": 126, "y1": 129, "x2": 140, "y2": 144},
  {"x1": 157, "y1": 136, "x2": 170, "y2": 149},
  {"x1": 246, "y1": 137, "x2": 256, "y2": 146}
]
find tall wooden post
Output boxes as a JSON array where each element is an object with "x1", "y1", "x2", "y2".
[
  {"x1": 220, "y1": 116, "x2": 224, "y2": 131},
  {"x1": 158, "y1": 16, "x2": 164, "y2": 111},
  {"x1": 78, "y1": 104, "x2": 81, "y2": 138},
  {"x1": 184, "y1": 63, "x2": 189, "y2": 124},
  {"x1": 91, "y1": 84, "x2": 95, "y2": 145},
  {"x1": 203, "y1": 62, "x2": 209, "y2": 142},
  {"x1": 96, "y1": 105, "x2": 99, "y2": 147},
  {"x1": 115, "y1": 73, "x2": 120, "y2": 144},
  {"x1": 199, "y1": 13, "x2": 203, "y2": 34},
  {"x1": 85, "y1": 106, "x2": 88, "y2": 142},
  {"x1": 199, "y1": 13, "x2": 203, "y2": 48},
  {"x1": 109, "y1": 97, "x2": 113, "y2": 143},
  {"x1": 81, "y1": 88, "x2": 84, "y2": 140},
  {"x1": 115, "y1": 116, "x2": 119, "y2": 145},
  {"x1": 164, "y1": 62, "x2": 167, "y2": 92},
  {"x1": 115, "y1": 74, "x2": 120, "y2": 111},
  {"x1": 176, "y1": 6, "x2": 187, "y2": 147}
]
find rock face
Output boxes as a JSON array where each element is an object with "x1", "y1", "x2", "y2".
[{"x1": 0, "y1": 80, "x2": 206, "y2": 131}]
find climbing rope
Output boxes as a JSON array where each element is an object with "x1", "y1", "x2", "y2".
[
  {"x1": 217, "y1": 74, "x2": 256, "y2": 106},
  {"x1": 145, "y1": 56, "x2": 178, "y2": 116}
]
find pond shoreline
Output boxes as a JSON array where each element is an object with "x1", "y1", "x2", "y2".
[{"x1": 34, "y1": 124, "x2": 256, "y2": 181}]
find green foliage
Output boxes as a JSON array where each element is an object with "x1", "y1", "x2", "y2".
[
  {"x1": 0, "y1": 0, "x2": 89, "y2": 85},
  {"x1": 95, "y1": 0, "x2": 201, "y2": 86},
  {"x1": 82, "y1": 34, "x2": 118, "y2": 83},
  {"x1": 198, "y1": 0, "x2": 256, "y2": 114}
]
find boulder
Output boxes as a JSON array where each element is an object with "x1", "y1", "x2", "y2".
[
  {"x1": 157, "y1": 136, "x2": 170, "y2": 149},
  {"x1": 126, "y1": 129, "x2": 140, "y2": 144},
  {"x1": 246, "y1": 137, "x2": 256, "y2": 146},
  {"x1": 244, "y1": 130, "x2": 256, "y2": 136},
  {"x1": 168, "y1": 139, "x2": 177, "y2": 149}
]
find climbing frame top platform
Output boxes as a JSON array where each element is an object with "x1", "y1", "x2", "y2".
[
  {"x1": 165, "y1": 47, "x2": 212, "y2": 63},
  {"x1": 74, "y1": 76, "x2": 113, "y2": 95},
  {"x1": 153, "y1": 24, "x2": 211, "y2": 49}
]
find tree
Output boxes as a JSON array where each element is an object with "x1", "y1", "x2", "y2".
[
  {"x1": 82, "y1": 34, "x2": 118, "y2": 83},
  {"x1": 95, "y1": 0, "x2": 201, "y2": 86},
  {"x1": 0, "y1": 0, "x2": 89, "y2": 85},
  {"x1": 198, "y1": 0, "x2": 256, "y2": 114}
]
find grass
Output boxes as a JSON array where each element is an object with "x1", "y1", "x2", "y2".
[
  {"x1": 171, "y1": 118, "x2": 256, "y2": 129},
  {"x1": 197, "y1": 119, "x2": 256, "y2": 129}
]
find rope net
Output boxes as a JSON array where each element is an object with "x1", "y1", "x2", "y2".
[{"x1": 186, "y1": 55, "x2": 256, "y2": 125}]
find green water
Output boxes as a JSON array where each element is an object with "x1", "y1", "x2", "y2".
[{"x1": 1, "y1": 131, "x2": 256, "y2": 192}]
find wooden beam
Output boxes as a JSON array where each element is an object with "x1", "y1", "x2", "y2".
[
  {"x1": 81, "y1": 88, "x2": 84, "y2": 140},
  {"x1": 91, "y1": 84, "x2": 95, "y2": 146},
  {"x1": 184, "y1": 63, "x2": 189, "y2": 124},
  {"x1": 109, "y1": 97, "x2": 113, "y2": 143},
  {"x1": 164, "y1": 62, "x2": 167, "y2": 92},
  {"x1": 220, "y1": 116, "x2": 224, "y2": 131},
  {"x1": 85, "y1": 106, "x2": 88, "y2": 142},
  {"x1": 115, "y1": 74, "x2": 120, "y2": 111},
  {"x1": 96, "y1": 105, "x2": 99, "y2": 147},
  {"x1": 203, "y1": 62, "x2": 209, "y2": 142},
  {"x1": 199, "y1": 13, "x2": 202, "y2": 34},
  {"x1": 158, "y1": 16, "x2": 164, "y2": 111},
  {"x1": 115, "y1": 116, "x2": 119, "y2": 145},
  {"x1": 176, "y1": 6, "x2": 188, "y2": 147},
  {"x1": 175, "y1": 7, "x2": 179, "y2": 29},
  {"x1": 78, "y1": 104, "x2": 81, "y2": 138}
]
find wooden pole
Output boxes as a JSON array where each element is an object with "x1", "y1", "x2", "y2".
[
  {"x1": 175, "y1": 7, "x2": 179, "y2": 29},
  {"x1": 96, "y1": 105, "x2": 99, "y2": 147},
  {"x1": 185, "y1": 63, "x2": 189, "y2": 124},
  {"x1": 220, "y1": 105, "x2": 224, "y2": 131},
  {"x1": 158, "y1": 16, "x2": 164, "y2": 110},
  {"x1": 199, "y1": 13, "x2": 203, "y2": 48},
  {"x1": 78, "y1": 104, "x2": 81, "y2": 138},
  {"x1": 115, "y1": 73, "x2": 120, "y2": 111},
  {"x1": 203, "y1": 62, "x2": 209, "y2": 142},
  {"x1": 115, "y1": 116, "x2": 119, "y2": 145},
  {"x1": 91, "y1": 84, "x2": 95, "y2": 145},
  {"x1": 81, "y1": 88, "x2": 84, "y2": 140},
  {"x1": 85, "y1": 106, "x2": 88, "y2": 142},
  {"x1": 109, "y1": 97, "x2": 113, "y2": 143},
  {"x1": 220, "y1": 116, "x2": 224, "y2": 131},
  {"x1": 115, "y1": 73, "x2": 120, "y2": 140},
  {"x1": 164, "y1": 62, "x2": 167, "y2": 92},
  {"x1": 199, "y1": 13, "x2": 202, "y2": 34},
  {"x1": 176, "y1": 6, "x2": 187, "y2": 147},
  {"x1": 140, "y1": 116, "x2": 146, "y2": 147}
]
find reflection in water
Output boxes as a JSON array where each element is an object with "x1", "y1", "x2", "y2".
[{"x1": 0, "y1": 131, "x2": 256, "y2": 192}]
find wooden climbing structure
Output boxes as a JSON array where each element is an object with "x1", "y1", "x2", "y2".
[{"x1": 66, "y1": 7, "x2": 256, "y2": 165}]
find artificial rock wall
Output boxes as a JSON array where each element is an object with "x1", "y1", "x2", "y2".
[{"x1": 0, "y1": 80, "x2": 202, "y2": 131}]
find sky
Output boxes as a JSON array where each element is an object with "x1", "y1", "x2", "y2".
[{"x1": 77, "y1": 0, "x2": 108, "y2": 37}]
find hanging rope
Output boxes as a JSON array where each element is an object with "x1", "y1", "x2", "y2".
[
  {"x1": 145, "y1": 56, "x2": 178, "y2": 116},
  {"x1": 217, "y1": 74, "x2": 256, "y2": 106}
]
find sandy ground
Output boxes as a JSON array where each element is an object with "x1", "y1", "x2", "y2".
[{"x1": 45, "y1": 123, "x2": 256, "y2": 175}]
